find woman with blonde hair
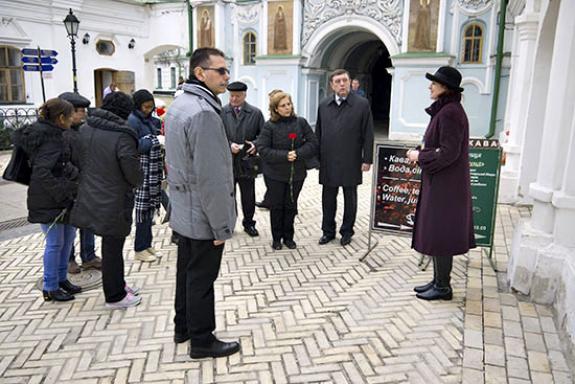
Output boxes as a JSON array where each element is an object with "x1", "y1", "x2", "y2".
[{"x1": 257, "y1": 91, "x2": 318, "y2": 250}]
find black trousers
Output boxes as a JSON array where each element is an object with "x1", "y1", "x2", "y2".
[
  {"x1": 434, "y1": 255, "x2": 453, "y2": 288},
  {"x1": 234, "y1": 178, "x2": 256, "y2": 228},
  {"x1": 266, "y1": 178, "x2": 304, "y2": 242},
  {"x1": 101, "y1": 236, "x2": 127, "y2": 303},
  {"x1": 321, "y1": 185, "x2": 358, "y2": 237},
  {"x1": 174, "y1": 234, "x2": 224, "y2": 345}
]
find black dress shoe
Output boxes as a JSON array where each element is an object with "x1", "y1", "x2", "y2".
[
  {"x1": 413, "y1": 280, "x2": 435, "y2": 293},
  {"x1": 59, "y1": 280, "x2": 82, "y2": 295},
  {"x1": 255, "y1": 201, "x2": 269, "y2": 209},
  {"x1": 283, "y1": 239, "x2": 297, "y2": 249},
  {"x1": 189, "y1": 339, "x2": 241, "y2": 359},
  {"x1": 174, "y1": 332, "x2": 190, "y2": 344},
  {"x1": 416, "y1": 286, "x2": 453, "y2": 301},
  {"x1": 318, "y1": 235, "x2": 335, "y2": 245},
  {"x1": 340, "y1": 235, "x2": 352, "y2": 246},
  {"x1": 43, "y1": 288, "x2": 74, "y2": 302},
  {"x1": 272, "y1": 241, "x2": 282, "y2": 250},
  {"x1": 244, "y1": 226, "x2": 259, "y2": 237}
]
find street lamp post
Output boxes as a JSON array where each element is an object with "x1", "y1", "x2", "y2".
[{"x1": 63, "y1": 8, "x2": 80, "y2": 93}]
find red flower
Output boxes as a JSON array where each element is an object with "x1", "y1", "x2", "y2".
[{"x1": 288, "y1": 133, "x2": 297, "y2": 140}]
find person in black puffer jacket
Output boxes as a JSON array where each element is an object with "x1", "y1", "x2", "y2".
[
  {"x1": 257, "y1": 91, "x2": 318, "y2": 250},
  {"x1": 69, "y1": 92, "x2": 144, "y2": 309},
  {"x1": 12, "y1": 98, "x2": 81, "y2": 302}
]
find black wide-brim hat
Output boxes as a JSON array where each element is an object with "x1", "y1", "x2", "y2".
[{"x1": 425, "y1": 66, "x2": 464, "y2": 93}]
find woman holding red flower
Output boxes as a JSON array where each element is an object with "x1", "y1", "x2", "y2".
[{"x1": 257, "y1": 91, "x2": 318, "y2": 250}]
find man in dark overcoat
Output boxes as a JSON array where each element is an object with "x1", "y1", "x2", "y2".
[
  {"x1": 221, "y1": 81, "x2": 265, "y2": 237},
  {"x1": 316, "y1": 69, "x2": 374, "y2": 246}
]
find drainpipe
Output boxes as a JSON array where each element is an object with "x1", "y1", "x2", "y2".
[
  {"x1": 487, "y1": 0, "x2": 508, "y2": 138},
  {"x1": 187, "y1": 0, "x2": 194, "y2": 54}
]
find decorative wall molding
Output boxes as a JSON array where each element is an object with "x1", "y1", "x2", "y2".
[
  {"x1": 302, "y1": 0, "x2": 403, "y2": 46},
  {"x1": 457, "y1": 0, "x2": 492, "y2": 15},
  {"x1": 236, "y1": 4, "x2": 259, "y2": 25}
]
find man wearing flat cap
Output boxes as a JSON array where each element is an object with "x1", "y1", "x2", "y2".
[
  {"x1": 221, "y1": 81, "x2": 265, "y2": 237},
  {"x1": 58, "y1": 92, "x2": 102, "y2": 274}
]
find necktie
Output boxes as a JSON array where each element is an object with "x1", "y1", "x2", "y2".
[{"x1": 234, "y1": 106, "x2": 241, "y2": 116}]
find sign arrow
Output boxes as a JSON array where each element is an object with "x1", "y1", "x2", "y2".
[
  {"x1": 21, "y1": 57, "x2": 58, "y2": 64},
  {"x1": 21, "y1": 48, "x2": 58, "y2": 57},
  {"x1": 22, "y1": 64, "x2": 55, "y2": 72}
]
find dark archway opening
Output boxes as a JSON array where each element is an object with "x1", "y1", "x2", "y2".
[{"x1": 341, "y1": 40, "x2": 392, "y2": 137}]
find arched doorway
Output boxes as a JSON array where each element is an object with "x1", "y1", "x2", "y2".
[{"x1": 302, "y1": 20, "x2": 398, "y2": 137}]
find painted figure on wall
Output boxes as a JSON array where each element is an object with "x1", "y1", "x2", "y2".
[
  {"x1": 199, "y1": 8, "x2": 213, "y2": 48},
  {"x1": 273, "y1": 5, "x2": 287, "y2": 50},
  {"x1": 414, "y1": 0, "x2": 431, "y2": 50},
  {"x1": 408, "y1": 0, "x2": 438, "y2": 52},
  {"x1": 268, "y1": 1, "x2": 292, "y2": 55}
]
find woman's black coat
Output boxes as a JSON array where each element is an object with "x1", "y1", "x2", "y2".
[
  {"x1": 12, "y1": 120, "x2": 79, "y2": 224},
  {"x1": 69, "y1": 109, "x2": 143, "y2": 237},
  {"x1": 257, "y1": 116, "x2": 318, "y2": 183}
]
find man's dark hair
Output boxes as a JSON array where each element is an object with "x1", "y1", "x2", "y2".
[
  {"x1": 329, "y1": 69, "x2": 350, "y2": 83},
  {"x1": 189, "y1": 48, "x2": 225, "y2": 79}
]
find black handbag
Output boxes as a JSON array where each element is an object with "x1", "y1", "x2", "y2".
[
  {"x1": 2, "y1": 145, "x2": 31, "y2": 185},
  {"x1": 239, "y1": 155, "x2": 262, "y2": 178}
]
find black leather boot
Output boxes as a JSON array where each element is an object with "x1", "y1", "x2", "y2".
[
  {"x1": 416, "y1": 285, "x2": 453, "y2": 300},
  {"x1": 414, "y1": 256, "x2": 436, "y2": 293},
  {"x1": 59, "y1": 280, "x2": 82, "y2": 294},
  {"x1": 416, "y1": 256, "x2": 453, "y2": 301},
  {"x1": 43, "y1": 288, "x2": 75, "y2": 302}
]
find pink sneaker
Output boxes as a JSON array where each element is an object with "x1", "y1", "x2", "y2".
[
  {"x1": 105, "y1": 292, "x2": 141, "y2": 309},
  {"x1": 125, "y1": 285, "x2": 140, "y2": 296}
]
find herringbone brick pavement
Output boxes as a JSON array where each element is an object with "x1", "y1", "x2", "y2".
[{"x1": 0, "y1": 170, "x2": 572, "y2": 383}]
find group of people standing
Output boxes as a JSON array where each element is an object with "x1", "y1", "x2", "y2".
[
  {"x1": 13, "y1": 44, "x2": 474, "y2": 360},
  {"x1": 17, "y1": 84, "x2": 166, "y2": 307}
]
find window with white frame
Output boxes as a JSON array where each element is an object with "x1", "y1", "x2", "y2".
[
  {"x1": 0, "y1": 46, "x2": 25, "y2": 104},
  {"x1": 243, "y1": 32, "x2": 257, "y2": 65},
  {"x1": 461, "y1": 23, "x2": 484, "y2": 64}
]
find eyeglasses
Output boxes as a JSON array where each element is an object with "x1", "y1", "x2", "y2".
[{"x1": 201, "y1": 67, "x2": 230, "y2": 75}]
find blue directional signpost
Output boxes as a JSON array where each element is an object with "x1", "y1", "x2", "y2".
[{"x1": 21, "y1": 47, "x2": 58, "y2": 103}]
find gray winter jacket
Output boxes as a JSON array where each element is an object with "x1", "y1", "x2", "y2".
[{"x1": 164, "y1": 82, "x2": 236, "y2": 240}]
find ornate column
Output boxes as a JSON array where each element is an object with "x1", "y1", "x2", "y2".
[
  {"x1": 508, "y1": 0, "x2": 575, "y2": 313},
  {"x1": 499, "y1": 11, "x2": 539, "y2": 203}
]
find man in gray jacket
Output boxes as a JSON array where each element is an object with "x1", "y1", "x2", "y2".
[{"x1": 164, "y1": 47, "x2": 239, "y2": 359}]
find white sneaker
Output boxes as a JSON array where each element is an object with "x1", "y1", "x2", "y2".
[
  {"x1": 134, "y1": 250, "x2": 156, "y2": 262},
  {"x1": 125, "y1": 284, "x2": 140, "y2": 296},
  {"x1": 105, "y1": 292, "x2": 141, "y2": 309},
  {"x1": 147, "y1": 247, "x2": 161, "y2": 257}
]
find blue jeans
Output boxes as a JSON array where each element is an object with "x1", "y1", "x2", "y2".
[
  {"x1": 41, "y1": 223, "x2": 76, "y2": 291},
  {"x1": 69, "y1": 228, "x2": 96, "y2": 263},
  {"x1": 135, "y1": 216, "x2": 153, "y2": 252}
]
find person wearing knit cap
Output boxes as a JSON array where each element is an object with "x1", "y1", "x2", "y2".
[
  {"x1": 127, "y1": 89, "x2": 163, "y2": 262},
  {"x1": 58, "y1": 92, "x2": 103, "y2": 274},
  {"x1": 69, "y1": 91, "x2": 144, "y2": 309}
]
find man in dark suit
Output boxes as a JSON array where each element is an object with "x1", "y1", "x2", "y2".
[
  {"x1": 316, "y1": 69, "x2": 374, "y2": 246},
  {"x1": 221, "y1": 81, "x2": 265, "y2": 237}
]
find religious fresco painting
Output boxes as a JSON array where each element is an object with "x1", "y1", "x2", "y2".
[
  {"x1": 268, "y1": 0, "x2": 293, "y2": 55},
  {"x1": 197, "y1": 6, "x2": 215, "y2": 48},
  {"x1": 408, "y1": 0, "x2": 440, "y2": 51}
]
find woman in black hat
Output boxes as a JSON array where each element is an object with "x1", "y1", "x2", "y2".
[
  {"x1": 407, "y1": 66, "x2": 476, "y2": 300},
  {"x1": 127, "y1": 89, "x2": 163, "y2": 263}
]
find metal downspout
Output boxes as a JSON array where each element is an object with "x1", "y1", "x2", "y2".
[{"x1": 487, "y1": 0, "x2": 508, "y2": 138}]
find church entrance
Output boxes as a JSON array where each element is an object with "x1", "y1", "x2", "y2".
[{"x1": 305, "y1": 28, "x2": 394, "y2": 138}]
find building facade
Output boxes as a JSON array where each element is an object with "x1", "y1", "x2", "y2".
[{"x1": 3, "y1": 0, "x2": 574, "y2": 346}]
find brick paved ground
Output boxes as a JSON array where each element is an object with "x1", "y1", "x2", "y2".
[{"x1": 0, "y1": 170, "x2": 573, "y2": 383}]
